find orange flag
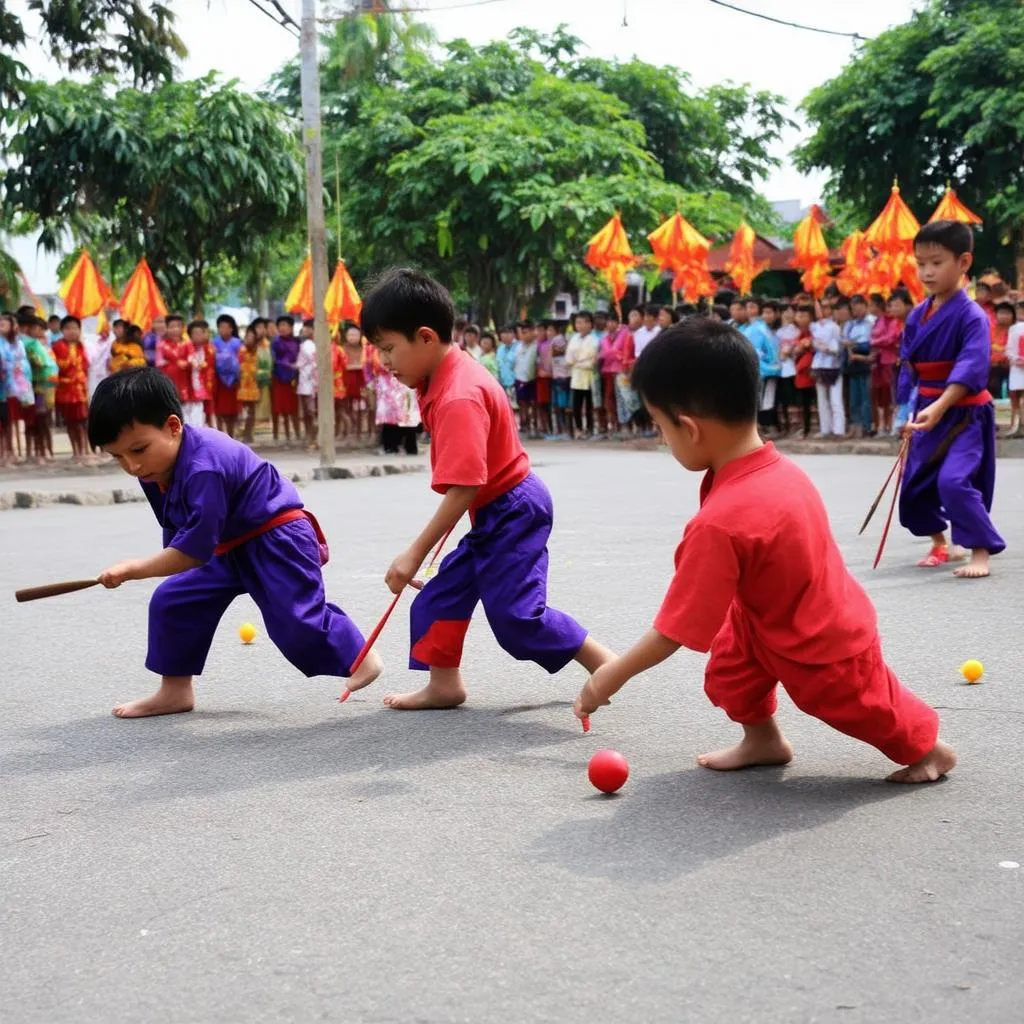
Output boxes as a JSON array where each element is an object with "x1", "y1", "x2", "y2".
[
  {"x1": 647, "y1": 213, "x2": 715, "y2": 302},
  {"x1": 723, "y1": 223, "x2": 769, "y2": 296},
  {"x1": 59, "y1": 250, "x2": 114, "y2": 320},
  {"x1": 120, "y1": 259, "x2": 168, "y2": 332},
  {"x1": 790, "y1": 204, "x2": 832, "y2": 297},
  {"x1": 324, "y1": 259, "x2": 362, "y2": 327},
  {"x1": 584, "y1": 214, "x2": 636, "y2": 305},
  {"x1": 929, "y1": 187, "x2": 982, "y2": 225},
  {"x1": 835, "y1": 231, "x2": 873, "y2": 297},
  {"x1": 864, "y1": 184, "x2": 925, "y2": 302},
  {"x1": 285, "y1": 256, "x2": 314, "y2": 320}
]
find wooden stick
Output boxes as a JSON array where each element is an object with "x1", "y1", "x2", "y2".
[
  {"x1": 15, "y1": 578, "x2": 100, "y2": 603},
  {"x1": 339, "y1": 523, "x2": 459, "y2": 700},
  {"x1": 858, "y1": 438, "x2": 907, "y2": 536},
  {"x1": 872, "y1": 435, "x2": 910, "y2": 570}
]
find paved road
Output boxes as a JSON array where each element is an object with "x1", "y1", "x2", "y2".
[{"x1": 2, "y1": 449, "x2": 1022, "y2": 1024}]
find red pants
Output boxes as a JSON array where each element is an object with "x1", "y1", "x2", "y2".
[{"x1": 704, "y1": 604, "x2": 939, "y2": 765}]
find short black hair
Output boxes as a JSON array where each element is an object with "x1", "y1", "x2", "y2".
[
  {"x1": 463, "y1": 323, "x2": 481, "y2": 337},
  {"x1": 795, "y1": 303, "x2": 816, "y2": 319},
  {"x1": 644, "y1": 303, "x2": 662, "y2": 317},
  {"x1": 126, "y1": 324, "x2": 143, "y2": 344},
  {"x1": 499, "y1": 323, "x2": 516, "y2": 335},
  {"x1": 88, "y1": 366, "x2": 182, "y2": 448},
  {"x1": 851, "y1": 294, "x2": 868, "y2": 306},
  {"x1": 744, "y1": 296, "x2": 763, "y2": 312},
  {"x1": 763, "y1": 300, "x2": 780, "y2": 314},
  {"x1": 995, "y1": 301, "x2": 1015, "y2": 316},
  {"x1": 677, "y1": 303, "x2": 697, "y2": 317},
  {"x1": 303, "y1": 318, "x2": 315, "y2": 329},
  {"x1": 47, "y1": 314, "x2": 60, "y2": 324},
  {"x1": 217, "y1": 314, "x2": 239, "y2": 332},
  {"x1": 915, "y1": 219, "x2": 974, "y2": 257},
  {"x1": 276, "y1": 314, "x2": 295, "y2": 327},
  {"x1": 633, "y1": 319, "x2": 759, "y2": 426},
  {"x1": 361, "y1": 267, "x2": 455, "y2": 344},
  {"x1": 889, "y1": 289, "x2": 912, "y2": 305},
  {"x1": 833, "y1": 297, "x2": 851, "y2": 310},
  {"x1": 60, "y1": 315, "x2": 81, "y2": 328},
  {"x1": 519, "y1": 318, "x2": 536, "y2": 328},
  {"x1": 574, "y1": 309, "x2": 594, "y2": 326},
  {"x1": 187, "y1": 319, "x2": 208, "y2": 336},
  {"x1": 167, "y1": 314, "x2": 185, "y2": 326},
  {"x1": 112, "y1": 318, "x2": 127, "y2": 329}
]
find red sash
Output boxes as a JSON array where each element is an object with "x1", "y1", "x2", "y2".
[
  {"x1": 912, "y1": 361, "x2": 992, "y2": 406},
  {"x1": 213, "y1": 508, "x2": 330, "y2": 565}
]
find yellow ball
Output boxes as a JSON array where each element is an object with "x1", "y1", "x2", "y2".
[
  {"x1": 960, "y1": 659, "x2": 983, "y2": 684},
  {"x1": 239, "y1": 622, "x2": 257, "y2": 645}
]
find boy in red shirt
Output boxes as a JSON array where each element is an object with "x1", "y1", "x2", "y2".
[
  {"x1": 351, "y1": 268, "x2": 614, "y2": 709},
  {"x1": 574, "y1": 319, "x2": 955, "y2": 783}
]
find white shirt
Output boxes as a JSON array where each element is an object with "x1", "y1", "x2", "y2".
[
  {"x1": 633, "y1": 324, "x2": 661, "y2": 357},
  {"x1": 296, "y1": 338, "x2": 318, "y2": 396},
  {"x1": 810, "y1": 319, "x2": 842, "y2": 371},
  {"x1": 776, "y1": 323, "x2": 800, "y2": 379},
  {"x1": 565, "y1": 332, "x2": 598, "y2": 390},
  {"x1": 83, "y1": 334, "x2": 113, "y2": 400}
]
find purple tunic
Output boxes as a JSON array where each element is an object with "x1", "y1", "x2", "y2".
[
  {"x1": 897, "y1": 290, "x2": 1005, "y2": 554},
  {"x1": 141, "y1": 426, "x2": 364, "y2": 678},
  {"x1": 271, "y1": 335, "x2": 299, "y2": 383}
]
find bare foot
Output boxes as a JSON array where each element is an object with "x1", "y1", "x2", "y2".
[
  {"x1": 953, "y1": 549, "x2": 990, "y2": 579},
  {"x1": 113, "y1": 677, "x2": 195, "y2": 718},
  {"x1": 383, "y1": 668, "x2": 467, "y2": 710},
  {"x1": 698, "y1": 719, "x2": 794, "y2": 771},
  {"x1": 886, "y1": 741, "x2": 957, "y2": 783},
  {"x1": 344, "y1": 649, "x2": 384, "y2": 695}
]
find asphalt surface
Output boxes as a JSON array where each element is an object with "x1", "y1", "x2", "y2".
[{"x1": 2, "y1": 449, "x2": 1022, "y2": 1024}]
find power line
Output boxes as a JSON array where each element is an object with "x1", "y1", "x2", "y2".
[
  {"x1": 318, "y1": 0, "x2": 511, "y2": 19},
  {"x1": 704, "y1": 0, "x2": 870, "y2": 42},
  {"x1": 242, "y1": 0, "x2": 300, "y2": 39}
]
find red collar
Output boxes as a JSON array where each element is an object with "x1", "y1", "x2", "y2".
[
  {"x1": 418, "y1": 345, "x2": 462, "y2": 415},
  {"x1": 702, "y1": 443, "x2": 780, "y2": 500}
]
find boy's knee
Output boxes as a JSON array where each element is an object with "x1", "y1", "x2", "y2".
[{"x1": 489, "y1": 612, "x2": 535, "y2": 662}]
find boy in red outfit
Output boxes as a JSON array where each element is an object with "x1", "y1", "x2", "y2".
[
  {"x1": 350, "y1": 267, "x2": 614, "y2": 710},
  {"x1": 574, "y1": 318, "x2": 955, "y2": 783}
]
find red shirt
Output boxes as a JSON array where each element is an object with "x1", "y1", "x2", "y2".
[
  {"x1": 654, "y1": 444, "x2": 876, "y2": 665},
  {"x1": 418, "y1": 345, "x2": 530, "y2": 512}
]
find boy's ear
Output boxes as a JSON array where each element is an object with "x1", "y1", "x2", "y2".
[
  {"x1": 959, "y1": 252, "x2": 974, "y2": 275},
  {"x1": 416, "y1": 326, "x2": 443, "y2": 346}
]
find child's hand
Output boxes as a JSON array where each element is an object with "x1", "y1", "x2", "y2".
[
  {"x1": 908, "y1": 402, "x2": 943, "y2": 433},
  {"x1": 574, "y1": 669, "x2": 615, "y2": 720},
  {"x1": 98, "y1": 560, "x2": 139, "y2": 588},
  {"x1": 385, "y1": 549, "x2": 423, "y2": 594}
]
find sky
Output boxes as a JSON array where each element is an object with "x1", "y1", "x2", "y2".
[{"x1": 9, "y1": 0, "x2": 921, "y2": 292}]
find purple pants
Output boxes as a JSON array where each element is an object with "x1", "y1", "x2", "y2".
[
  {"x1": 409, "y1": 473, "x2": 587, "y2": 672},
  {"x1": 146, "y1": 518, "x2": 365, "y2": 678},
  {"x1": 899, "y1": 403, "x2": 1005, "y2": 554}
]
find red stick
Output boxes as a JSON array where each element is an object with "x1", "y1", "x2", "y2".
[
  {"x1": 581, "y1": 715, "x2": 591, "y2": 733},
  {"x1": 340, "y1": 524, "x2": 458, "y2": 700}
]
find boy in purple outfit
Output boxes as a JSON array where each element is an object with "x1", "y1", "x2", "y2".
[
  {"x1": 898, "y1": 220, "x2": 1005, "y2": 578},
  {"x1": 88, "y1": 367, "x2": 381, "y2": 718},
  {"x1": 347, "y1": 268, "x2": 614, "y2": 710}
]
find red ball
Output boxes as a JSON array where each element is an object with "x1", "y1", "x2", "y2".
[{"x1": 588, "y1": 749, "x2": 630, "y2": 794}]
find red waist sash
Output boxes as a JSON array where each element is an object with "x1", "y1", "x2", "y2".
[
  {"x1": 213, "y1": 507, "x2": 329, "y2": 565},
  {"x1": 912, "y1": 361, "x2": 992, "y2": 406}
]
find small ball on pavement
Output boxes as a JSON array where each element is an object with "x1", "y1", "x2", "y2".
[
  {"x1": 960, "y1": 659, "x2": 983, "y2": 684},
  {"x1": 239, "y1": 622, "x2": 257, "y2": 645},
  {"x1": 588, "y1": 749, "x2": 629, "y2": 794}
]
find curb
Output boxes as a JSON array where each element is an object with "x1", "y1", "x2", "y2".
[{"x1": 0, "y1": 460, "x2": 424, "y2": 512}]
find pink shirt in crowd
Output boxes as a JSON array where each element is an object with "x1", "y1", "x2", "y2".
[
  {"x1": 870, "y1": 314, "x2": 901, "y2": 366},
  {"x1": 600, "y1": 327, "x2": 630, "y2": 375}
]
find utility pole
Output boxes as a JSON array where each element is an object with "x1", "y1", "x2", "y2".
[{"x1": 300, "y1": 0, "x2": 335, "y2": 467}]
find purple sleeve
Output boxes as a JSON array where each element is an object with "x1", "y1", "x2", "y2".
[
  {"x1": 167, "y1": 471, "x2": 229, "y2": 562},
  {"x1": 949, "y1": 305, "x2": 992, "y2": 394}
]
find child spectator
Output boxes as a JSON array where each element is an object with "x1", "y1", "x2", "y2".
[
  {"x1": 108, "y1": 321, "x2": 146, "y2": 374},
  {"x1": 1008, "y1": 311, "x2": 1024, "y2": 438},
  {"x1": 514, "y1": 319, "x2": 539, "y2": 436},
  {"x1": 793, "y1": 304, "x2": 817, "y2": 438},
  {"x1": 615, "y1": 312, "x2": 640, "y2": 434},
  {"x1": 329, "y1": 328, "x2": 347, "y2": 441},
  {"x1": 238, "y1": 325, "x2": 260, "y2": 444},
  {"x1": 774, "y1": 302, "x2": 799, "y2": 436},
  {"x1": 1, "y1": 312, "x2": 33, "y2": 463},
  {"x1": 550, "y1": 322, "x2": 572, "y2": 438},
  {"x1": 657, "y1": 306, "x2": 678, "y2": 330},
  {"x1": 738, "y1": 298, "x2": 780, "y2": 434},
  {"x1": 341, "y1": 323, "x2": 367, "y2": 440},
  {"x1": 87, "y1": 367, "x2": 380, "y2": 717},
  {"x1": 254, "y1": 319, "x2": 274, "y2": 428},
  {"x1": 496, "y1": 325, "x2": 518, "y2": 408},
  {"x1": 842, "y1": 296, "x2": 875, "y2": 438},
  {"x1": 22, "y1": 314, "x2": 57, "y2": 463},
  {"x1": 463, "y1": 324, "x2": 482, "y2": 361},
  {"x1": 633, "y1": 304, "x2": 662, "y2": 357},
  {"x1": 143, "y1": 316, "x2": 166, "y2": 368},
  {"x1": 600, "y1": 309, "x2": 626, "y2": 435},
  {"x1": 186, "y1": 320, "x2": 214, "y2": 429},
  {"x1": 566, "y1": 310, "x2": 599, "y2": 438},
  {"x1": 591, "y1": 312, "x2": 609, "y2": 436},
  {"x1": 374, "y1": 362, "x2": 421, "y2": 456},
  {"x1": 52, "y1": 314, "x2": 91, "y2": 463},
  {"x1": 889, "y1": 291, "x2": 914, "y2": 433},
  {"x1": 990, "y1": 301, "x2": 1014, "y2": 404},
  {"x1": 574, "y1": 318, "x2": 955, "y2": 785},
  {"x1": 85, "y1": 315, "x2": 114, "y2": 403},
  {"x1": 479, "y1": 331, "x2": 500, "y2": 380},
  {"x1": 811, "y1": 298, "x2": 844, "y2": 437},
  {"x1": 213, "y1": 314, "x2": 242, "y2": 438},
  {"x1": 535, "y1": 321, "x2": 553, "y2": 437},
  {"x1": 271, "y1": 315, "x2": 301, "y2": 445},
  {"x1": 296, "y1": 319, "x2": 319, "y2": 449},
  {"x1": 157, "y1": 315, "x2": 190, "y2": 407}
]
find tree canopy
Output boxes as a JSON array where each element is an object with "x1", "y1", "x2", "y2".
[
  {"x1": 4, "y1": 74, "x2": 304, "y2": 312},
  {"x1": 284, "y1": 27, "x2": 788, "y2": 322},
  {"x1": 795, "y1": 0, "x2": 1024, "y2": 275}
]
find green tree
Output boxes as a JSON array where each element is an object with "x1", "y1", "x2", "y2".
[
  {"x1": 0, "y1": 0, "x2": 185, "y2": 114},
  {"x1": 4, "y1": 74, "x2": 304, "y2": 313},
  {"x1": 332, "y1": 38, "x2": 763, "y2": 322},
  {"x1": 795, "y1": 0, "x2": 1024, "y2": 277}
]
